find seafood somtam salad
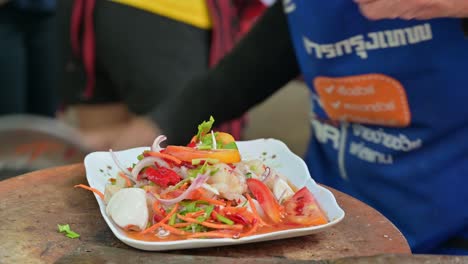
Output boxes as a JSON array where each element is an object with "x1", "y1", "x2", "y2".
[{"x1": 76, "y1": 117, "x2": 328, "y2": 241}]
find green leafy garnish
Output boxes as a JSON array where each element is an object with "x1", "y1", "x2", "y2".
[
  {"x1": 184, "y1": 223, "x2": 207, "y2": 233},
  {"x1": 196, "y1": 116, "x2": 215, "y2": 142},
  {"x1": 185, "y1": 201, "x2": 198, "y2": 213},
  {"x1": 187, "y1": 162, "x2": 212, "y2": 178},
  {"x1": 201, "y1": 205, "x2": 215, "y2": 222},
  {"x1": 57, "y1": 224, "x2": 80, "y2": 239},
  {"x1": 209, "y1": 168, "x2": 220, "y2": 176}
]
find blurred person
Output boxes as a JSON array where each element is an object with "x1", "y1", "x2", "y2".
[
  {"x1": 97, "y1": 0, "x2": 468, "y2": 255},
  {"x1": 0, "y1": 0, "x2": 57, "y2": 116},
  {"x1": 57, "y1": 0, "x2": 269, "y2": 149}
]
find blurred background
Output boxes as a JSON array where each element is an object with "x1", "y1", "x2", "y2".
[{"x1": 0, "y1": 0, "x2": 310, "y2": 180}]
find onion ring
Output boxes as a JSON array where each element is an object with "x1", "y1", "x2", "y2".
[
  {"x1": 151, "y1": 135, "x2": 167, "y2": 152},
  {"x1": 157, "y1": 174, "x2": 209, "y2": 206},
  {"x1": 132, "y1": 157, "x2": 169, "y2": 181}
]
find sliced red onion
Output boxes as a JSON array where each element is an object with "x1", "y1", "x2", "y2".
[
  {"x1": 156, "y1": 173, "x2": 209, "y2": 206},
  {"x1": 132, "y1": 156, "x2": 169, "y2": 181},
  {"x1": 260, "y1": 167, "x2": 271, "y2": 182},
  {"x1": 109, "y1": 149, "x2": 134, "y2": 181},
  {"x1": 151, "y1": 135, "x2": 167, "y2": 152}
]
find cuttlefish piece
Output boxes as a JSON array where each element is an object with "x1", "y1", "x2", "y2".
[{"x1": 106, "y1": 188, "x2": 148, "y2": 231}]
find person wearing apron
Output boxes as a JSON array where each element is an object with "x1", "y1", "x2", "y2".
[{"x1": 112, "y1": 0, "x2": 468, "y2": 254}]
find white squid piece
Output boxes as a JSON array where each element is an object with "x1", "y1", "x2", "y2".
[
  {"x1": 106, "y1": 188, "x2": 149, "y2": 231},
  {"x1": 207, "y1": 163, "x2": 247, "y2": 200},
  {"x1": 272, "y1": 178, "x2": 294, "y2": 203}
]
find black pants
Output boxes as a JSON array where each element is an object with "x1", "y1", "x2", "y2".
[
  {"x1": 57, "y1": 0, "x2": 210, "y2": 115},
  {"x1": 0, "y1": 3, "x2": 57, "y2": 116}
]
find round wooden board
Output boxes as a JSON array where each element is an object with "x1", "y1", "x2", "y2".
[{"x1": 0, "y1": 164, "x2": 410, "y2": 263}]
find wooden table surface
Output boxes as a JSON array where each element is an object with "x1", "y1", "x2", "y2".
[{"x1": 0, "y1": 164, "x2": 411, "y2": 263}]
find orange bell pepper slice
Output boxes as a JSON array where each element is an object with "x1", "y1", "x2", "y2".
[{"x1": 163, "y1": 145, "x2": 241, "y2": 164}]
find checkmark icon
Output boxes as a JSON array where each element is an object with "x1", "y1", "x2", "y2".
[
  {"x1": 325, "y1": 85, "x2": 335, "y2": 94},
  {"x1": 331, "y1": 101, "x2": 341, "y2": 109}
]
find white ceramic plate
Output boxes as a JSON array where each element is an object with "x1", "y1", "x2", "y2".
[{"x1": 84, "y1": 138, "x2": 345, "y2": 251}]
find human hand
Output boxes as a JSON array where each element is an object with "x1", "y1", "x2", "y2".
[{"x1": 354, "y1": 0, "x2": 468, "y2": 20}]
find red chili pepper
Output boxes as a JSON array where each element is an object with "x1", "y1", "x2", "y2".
[
  {"x1": 145, "y1": 167, "x2": 182, "y2": 188},
  {"x1": 227, "y1": 213, "x2": 250, "y2": 225},
  {"x1": 153, "y1": 213, "x2": 164, "y2": 223}
]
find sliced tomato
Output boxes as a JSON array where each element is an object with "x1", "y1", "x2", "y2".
[
  {"x1": 247, "y1": 178, "x2": 283, "y2": 224},
  {"x1": 283, "y1": 187, "x2": 328, "y2": 226},
  {"x1": 162, "y1": 145, "x2": 241, "y2": 163}
]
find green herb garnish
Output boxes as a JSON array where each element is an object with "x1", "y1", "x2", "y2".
[
  {"x1": 216, "y1": 213, "x2": 234, "y2": 225},
  {"x1": 57, "y1": 224, "x2": 80, "y2": 239},
  {"x1": 196, "y1": 116, "x2": 215, "y2": 142}
]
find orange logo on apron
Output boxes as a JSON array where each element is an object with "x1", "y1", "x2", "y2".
[{"x1": 314, "y1": 74, "x2": 411, "y2": 127}]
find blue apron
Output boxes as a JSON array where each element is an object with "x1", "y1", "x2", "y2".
[
  {"x1": 284, "y1": 0, "x2": 468, "y2": 254},
  {"x1": 13, "y1": 0, "x2": 55, "y2": 12}
]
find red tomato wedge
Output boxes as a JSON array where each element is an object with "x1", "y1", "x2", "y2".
[
  {"x1": 247, "y1": 178, "x2": 283, "y2": 224},
  {"x1": 162, "y1": 145, "x2": 241, "y2": 164},
  {"x1": 283, "y1": 187, "x2": 328, "y2": 226}
]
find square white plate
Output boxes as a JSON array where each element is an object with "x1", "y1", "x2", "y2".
[{"x1": 84, "y1": 138, "x2": 345, "y2": 251}]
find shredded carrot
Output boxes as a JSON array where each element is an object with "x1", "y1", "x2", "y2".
[
  {"x1": 187, "y1": 231, "x2": 239, "y2": 239},
  {"x1": 142, "y1": 203, "x2": 180, "y2": 234},
  {"x1": 196, "y1": 197, "x2": 226, "y2": 206},
  {"x1": 185, "y1": 210, "x2": 205, "y2": 218},
  {"x1": 172, "y1": 222, "x2": 192, "y2": 228},
  {"x1": 160, "y1": 223, "x2": 186, "y2": 235},
  {"x1": 222, "y1": 206, "x2": 247, "y2": 214},
  {"x1": 176, "y1": 214, "x2": 202, "y2": 224},
  {"x1": 197, "y1": 187, "x2": 208, "y2": 196},
  {"x1": 74, "y1": 184, "x2": 104, "y2": 200},
  {"x1": 240, "y1": 218, "x2": 259, "y2": 238},
  {"x1": 152, "y1": 200, "x2": 161, "y2": 214},
  {"x1": 246, "y1": 194, "x2": 268, "y2": 226},
  {"x1": 147, "y1": 151, "x2": 182, "y2": 165},
  {"x1": 179, "y1": 182, "x2": 189, "y2": 191},
  {"x1": 177, "y1": 214, "x2": 243, "y2": 230},
  {"x1": 118, "y1": 172, "x2": 133, "y2": 187}
]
